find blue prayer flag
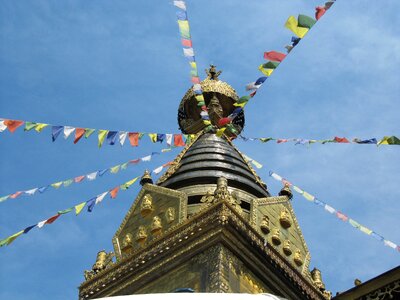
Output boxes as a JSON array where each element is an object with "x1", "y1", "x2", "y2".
[
  {"x1": 87, "y1": 198, "x2": 96, "y2": 212},
  {"x1": 52, "y1": 126, "x2": 63, "y2": 142},
  {"x1": 176, "y1": 11, "x2": 187, "y2": 20},
  {"x1": 98, "y1": 169, "x2": 108, "y2": 177},
  {"x1": 23, "y1": 225, "x2": 36, "y2": 234},
  {"x1": 38, "y1": 186, "x2": 49, "y2": 193},
  {"x1": 157, "y1": 134, "x2": 165, "y2": 143},
  {"x1": 106, "y1": 131, "x2": 118, "y2": 145},
  {"x1": 255, "y1": 77, "x2": 267, "y2": 85}
]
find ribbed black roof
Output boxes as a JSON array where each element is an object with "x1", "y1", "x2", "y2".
[{"x1": 159, "y1": 133, "x2": 270, "y2": 198}]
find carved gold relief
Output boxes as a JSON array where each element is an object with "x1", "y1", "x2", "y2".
[
  {"x1": 294, "y1": 249, "x2": 303, "y2": 266},
  {"x1": 279, "y1": 208, "x2": 292, "y2": 228},
  {"x1": 136, "y1": 226, "x2": 147, "y2": 243},
  {"x1": 121, "y1": 233, "x2": 133, "y2": 256},
  {"x1": 260, "y1": 215, "x2": 270, "y2": 234},
  {"x1": 283, "y1": 240, "x2": 292, "y2": 256},
  {"x1": 151, "y1": 216, "x2": 162, "y2": 235},
  {"x1": 84, "y1": 250, "x2": 114, "y2": 281},
  {"x1": 165, "y1": 207, "x2": 175, "y2": 223},
  {"x1": 141, "y1": 194, "x2": 153, "y2": 217},
  {"x1": 271, "y1": 228, "x2": 281, "y2": 245}
]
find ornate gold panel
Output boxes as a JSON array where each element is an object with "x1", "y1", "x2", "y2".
[
  {"x1": 251, "y1": 196, "x2": 311, "y2": 277},
  {"x1": 112, "y1": 184, "x2": 188, "y2": 260}
]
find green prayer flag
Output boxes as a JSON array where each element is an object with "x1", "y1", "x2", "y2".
[
  {"x1": 110, "y1": 165, "x2": 120, "y2": 174},
  {"x1": 197, "y1": 101, "x2": 205, "y2": 106},
  {"x1": 238, "y1": 96, "x2": 251, "y2": 104},
  {"x1": 24, "y1": 122, "x2": 37, "y2": 131},
  {"x1": 98, "y1": 130, "x2": 108, "y2": 148},
  {"x1": 0, "y1": 230, "x2": 24, "y2": 247},
  {"x1": 51, "y1": 182, "x2": 63, "y2": 189},
  {"x1": 349, "y1": 219, "x2": 360, "y2": 228},
  {"x1": 121, "y1": 162, "x2": 129, "y2": 170},
  {"x1": 58, "y1": 208, "x2": 73, "y2": 215},
  {"x1": 0, "y1": 195, "x2": 9, "y2": 203},
  {"x1": 63, "y1": 179, "x2": 73, "y2": 187},
  {"x1": 84, "y1": 128, "x2": 95, "y2": 138},
  {"x1": 262, "y1": 61, "x2": 280, "y2": 69},
  {"x1": 298, "y1": 14, "x2": 316, "y2": 29},
  {"x1": 259, "y1": 138, "x2": 273, "y2": 143},
  {"x1": 120, "y1": 177, "x2": 139, "y2": 190}
]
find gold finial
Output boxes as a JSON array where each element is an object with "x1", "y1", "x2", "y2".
[
  {"x1": 205, "y1": 64, "x2": 222, "y2": 80},
  {"x1": 279, "y1": 183, "x2": 293, "y2": 200},
  {"x1": 311, "y1": 268, "x2": 326, "y2": 290},
  {"x1": 354, "y1": 278, "x2": 362, "y2": 286},
  {"x1": 140, "y1": 170, "x2": 153, "y2": 186}
]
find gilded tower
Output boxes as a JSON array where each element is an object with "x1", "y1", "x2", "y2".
[{"x1": 79, "y1": 67, "x2": 330, "y2": 300}]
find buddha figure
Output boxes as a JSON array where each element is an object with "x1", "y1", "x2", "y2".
[
  {"x1": 140, "y1": 194, "x2": 153, "y2": 217},
  {"x1": 151, "y1": 216, "x2": 162, "y2": 234},
  {"x1": 260, "y1": 215, "x2": 270, "y2": 234},
  {"x1": 122, "y1": 233, "x2": 133, "y2": 248},
  {"x1": 136, "y1": 226, "x2": 147, "y2": 243},
  {"x1": 165, "y1": 207, "x2": 175, "y2": 223},
  {"x1": 271, "y1": 228, "x2": 281, "y2": 245},
  {"x1": 283, "y1": 240, "x2": 292, "y2": 256},
  {"x1": 279, "y1": 207, "x2": 292, "y2": 228},
  {"x1": 294, "y1": 249, "x2": 303, "y2": 266}
]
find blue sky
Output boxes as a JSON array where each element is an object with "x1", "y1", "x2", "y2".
[{"x1": 0, "y1": 1, "x2": 399, "y2": 299}]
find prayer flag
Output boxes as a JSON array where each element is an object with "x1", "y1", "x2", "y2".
[
  {"x1": 84, "y1": 128, "x2": 95, "y2": 138},
  {"x1": 98, "y1": 130, "x2": 108, "y2": 148},
  {"x1": 384, "y1": 240, "x2": 397, "y2": 249},
  {"x1": 106, "y1": 131, "x2": 118, "y2": 145},
  {"x1": 285, "y1": 45, "x2": 294, "y2": 53},
  {"x1": 9, "y1": 191, "x2": 22, "y2": 199},
  {"x1": 0, "y1": 120, "x2": 7, "y2": 132},
  {"x1": 45, "y1": 214, "x2": 61, "y2": 224},
  {"x1": 334, "y1": 137, "x2": 350, "y2": 143},
  {"x1": 174, "y1": 134, "x2": 186, "y2": 146},
  {"x1": 110, "y1": 165, "x2": 121, "y2": 174},
  {"x1": 262, "y1": 61, "x2": 280, "y2": 69},
  {"x1": 87, "y1": 198, "x2": 96, "y2": 212},
  {"x1": 95, "y1": 192, "x2": 108, "y2": 204},
  {"x1": 178, "y1": 20, "x2": 190, "y2": 39},
  {"x1": 359, "y1": 225, "x2": 372, "y2": 235},
  {"x1": 216, "y1": 127, "x2": 226, "y2": 137},
  {"x1": 315, "y1": 6, "x2": 326, "y2": 20},
  {"x1": 291, "y1": 36, "x2": 301, "y2": 46},
  {"x1": 270, "y1": 172, "x2": 283, "y2": 181},
  {"x1": 24, "y1": 122, "x2": 37, "y2": 131},
  {"x1": 141, "y1": 155, "x2": 152, "y2": 162},
  {"x1": 157, "y1": 134, "x2": 165, "y2": 143},
  {"x1": 86, "y1": 172, "x2": 97, "y2": 181},
  {"x1": 58, "y1": 208, "x2": 73, "y2": 215},
  {"x1": 98, "y1": 169, "x2": 108, "y2": 176},
  {"x1": 314, "y1": 199, "x2": 325, "y2": 207},
  {"x1": 325, "y1": 1, "x2": 335, "y2": 9},
  {"x1": 51, "y1": 182, "x2": 63, "y2": 189},
  {"x1": 110, "y1": 186, "x2": 119, "y2": 199},
  {"x1": 195, "y1": 95, "x2": 205, "y2": 102},
  {"x1": 303, "y1": 192, "x2": 315, "y2": 201},
  {"x1": 120, "y1": 177, "x2": 139, "y2": 190},
  {"x1": 297, "y1": 14, "x2": 316, "y2": 29},
  {"x1": 74, "y1": 128, "x2": 85, "y2": 144},
  {"x1": 293, "y1": 185, "x2": 303, "y2": 194},
  {"x1": 336, "y1": 211, "x2": 348, "y2": 222},
  {"x1": 118, "y1": 131, "x2": 128, "y2": 146},
  {"x1": 324, "y1": 204, "x2": 336, "y2": 214},
  {"x1": 259, "y1": 138, "x2": 273, "y2": 143},
  {"x1": 0, "y1": 230, "x2": 24, "y2": 247},
  {"x1": 37, "y1": 220, "x2": 47, "y2": 228},
  {"x1": 254, "y1": 77, "x2": 268, "y2": 85},
  {"x1": 23, "y1": 225, "x2": 36, "y2": 234},
  {"x1": 63, "y1": 179, "x2": 73, "y2": 187},
  {"x1": 246, "y1": 82, "x2": 259, "y2": 91},
  {"x1": 379, "y1": 136, "x2": 400, "y2": 145},
  {"x1": 173, "y1": 0, "x2": 186, "y2": 10},
  {"x1": 349, "y1": 219, "x2": 360, "y2": 228},
  {"x1": 74, "y1": 175, "x2": 85, "y2": 183},
  {"x1": 121, "y1": 162, "x2": 129, "y2": 170},
  {"x1": 128, "y1": 132, "x2": 139, "y2": 147},
  {"x1": 371, "y1": 232, "x2": 384, "y2": 241},
  {"x1": 183, "y1": 47, "x2": 194, "y2": 57},
  {"x1": 38, "y1": 186, "x2": 49, "y2": 193},
  {"x1": 153, "y1": 166, "x2": 163, "y2": 175},
  {"x1": 277, "y1": 139, "x2": 289, "y2": 143},
  {"x1": 191, "y1": 76, "x2": 200, "y2": 84},
  {"x1": 263, "y1": 51, "x2": 286, "y2": 62},
  {"x1": 285, "y1": 16, "x2": 309, "y2": 38},
  {"x1": 4, "y1": 119, "x2": 24, "y2": 133},
  {"x1": 35, "y1": 123, "x2": 48, "y2": 132},
  {"x1": 352, "y1": 138, "x2": 377, "y2": 144},
  {"x1": 63, "y1": 126, "x2": 75, "y2": 139},
  {"x1": 237, "y1": 96, "x2": 250, "y2": 104},
  {"x1": 218, "y1": 117, "x2": 232, "y2": 127},
  {"x1": 258, "y1": 65, "x2": 274, "y2": 76},
  {"x1": 148, "y1": 133, "x2": 157, "y2": 143},
  {"x1": 166, "y1": 134, "x2": 173, "y2": 146},
  {"x1": 182, "y1": 38, "x2": 192, "y2": 47},
  {"x1": 176, "y1": 10, "x2": 187, "y2": 20},
  {"x1": 52, "y1": 126, "x2": 64, "y2": 142},
  {"x1": 251, "y1": 160, "x2": 263, "y2": 169},
  {"x1": 25, "y1": 188, "x2": 38, "y2": 196},
  {"x1": 75, "y1": 202, "x2": 86, "y2": 215}
]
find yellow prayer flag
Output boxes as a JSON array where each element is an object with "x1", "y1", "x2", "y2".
[
  {"x1": 251, "y1": 160, "x2": 263, "y2": 169},
  {"x1": 258, "y1": 65, "x2": 274, "y2": 76},
  {"x1": 293, "y1": 185, "x2": 303, "y2": 194},
  {"x1": 195, "y1": 95, "x2": 205, "y2": 102},
  {"x1": 1, "y1": 230, "x2": 24, "y2": 247},
  {"x1": 285, "y1": 16, "x2": 309, "y2": 38},
  {"x1": 203, "y1": 120, "x2": 211, "y2": 126},
  {"x1": 51, "y1": 182, "x2": 63, "y2": 189},
  {"x1": 177, "y1": 20, "x2": 189, "y2": 32},
  {"x1": 148, "y1": 133, "x2": 157, "y2": 143},
  {"x1": 110, "y1": 165, "x2": 120, "y2": 174},
  {"x1": 75, "y1": 202, "x2": 86, "y2": 215},
  {"x1": 189, "y1": 62, "x2": 197, "y2": 69},
  {"x1": 233, "y1": 102, "x2": 247, "y2": 108},
  {"x1": 121, "y1": 177, "x2": 139, "y2": 190},
  {"x1": 161, "y1": 148, "x2": 172, "y2": 152},
  {"x1": 377, "y1": 136, "x2": 389, "y2": 145},
  {"x1": 302, "y1": 191, "x2": 315, "y2": 201},
  {"x1": 35, "y1": 123, "x2": 49, "y2": 132},
  {"x1": 98, "y1": 130, "x2": 108, "y2": 148},
  {"x1": 359, "y1": 225, "x2": 372, "y2": 235},
  {"x1": 216, "y1": 128, "x2": 226, "y2": 137}
]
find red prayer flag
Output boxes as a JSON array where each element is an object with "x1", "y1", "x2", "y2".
[
  {"x1": 74, "y1": 175, "x2": 85, "y2": 183},
  {"x1": 191, "y1": 77, "x2": 200, "y2": 84},
  {"x1": 4, "y1": 119, "x2": 24, "y2": 133},
  {"x1": 129, "y1": 159, "x2": 140, "y2": 164},
  {"x1": 74, "y1": 128, "x2": 85, "y2": 144},
  {"x1": 45, "y1": 214, "x2": 61, "y2": 224},
  {"x1": 250, "y1": 90, "x2": 257, "y2": 98},
  {"x1": 315, "y1": 6, "x2": 326, "y2": 20},
  {"x1": 263, "y1": 51, "x2": 286, "y2": 62},
  {"x1": 110, "y1": 186, "x2": 119, "y2": 199},
  {"x1": 277, "y1": 139, "x2": 288, "y2": 144},
  {"x1": 201, "y1": 105, "x2": 207, "y2": 110},
  {"x1": 128, "y1": 132, "x2": 139, "y2": 147},
  {"x1": 181, "y1": 39, "x2": 192, "y2": 47},
  {"x1": 334, "y1": 137, "x2": 350, "y2": 143},
  {"x1": 163, "y1": 161, "x2": 173, "y2": 167},
  {"x1": 336, "y1": 211, "x2": 348, "y2": 222},
  {"x1": 9, "y1": 191, "x2": 22, "y2": 199},
  {"x1": 174, "y1": 134, "x2": 186, "y2": 147},
  {"x1": 218, "y1": 117, "x2": 232, "y2": 127}
]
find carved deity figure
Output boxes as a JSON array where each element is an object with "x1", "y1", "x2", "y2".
[
  {"x1": 122, "y1": 233, "x2": 133, "y2": 248},
  {"x1": 205, "y1": 64, "x2": 222, "y2": 80},
  {"x1": 294, "y1": 249, "x2": 303, "y2": 266},
  {"x1": 141, "y1": 194, "x2": 153, "y2": 216},
  {"x1": 84, "y1": 250, "x2": 114, "y2": 280},
  {"x1": 151, "y1": 216, "x2": 163, "y2": 233},
  {"x1": 283, "y1": 240, "x2": 292, "y2": 256},
  {"x1": 207, "y1": 94, "x2": 224, "y2": 125},
  {"x1": 260, "y1": 215, "x2": 270, "y2": 234},
  {"x1": 271, "y1": 228, "x2": 281, "y2": 245},
  {"x1": 136, "y1": 226, "x2": 147, "y2": 242},
  {"x1": 279, "y1": 207, "x2": 292, "y2": 228},
  {"x1": 165, "y1": 207, "x2": 176, "y2": 223},
  {"x1": 200, "y1": 190, "x2": 214, "y2": 205}
]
